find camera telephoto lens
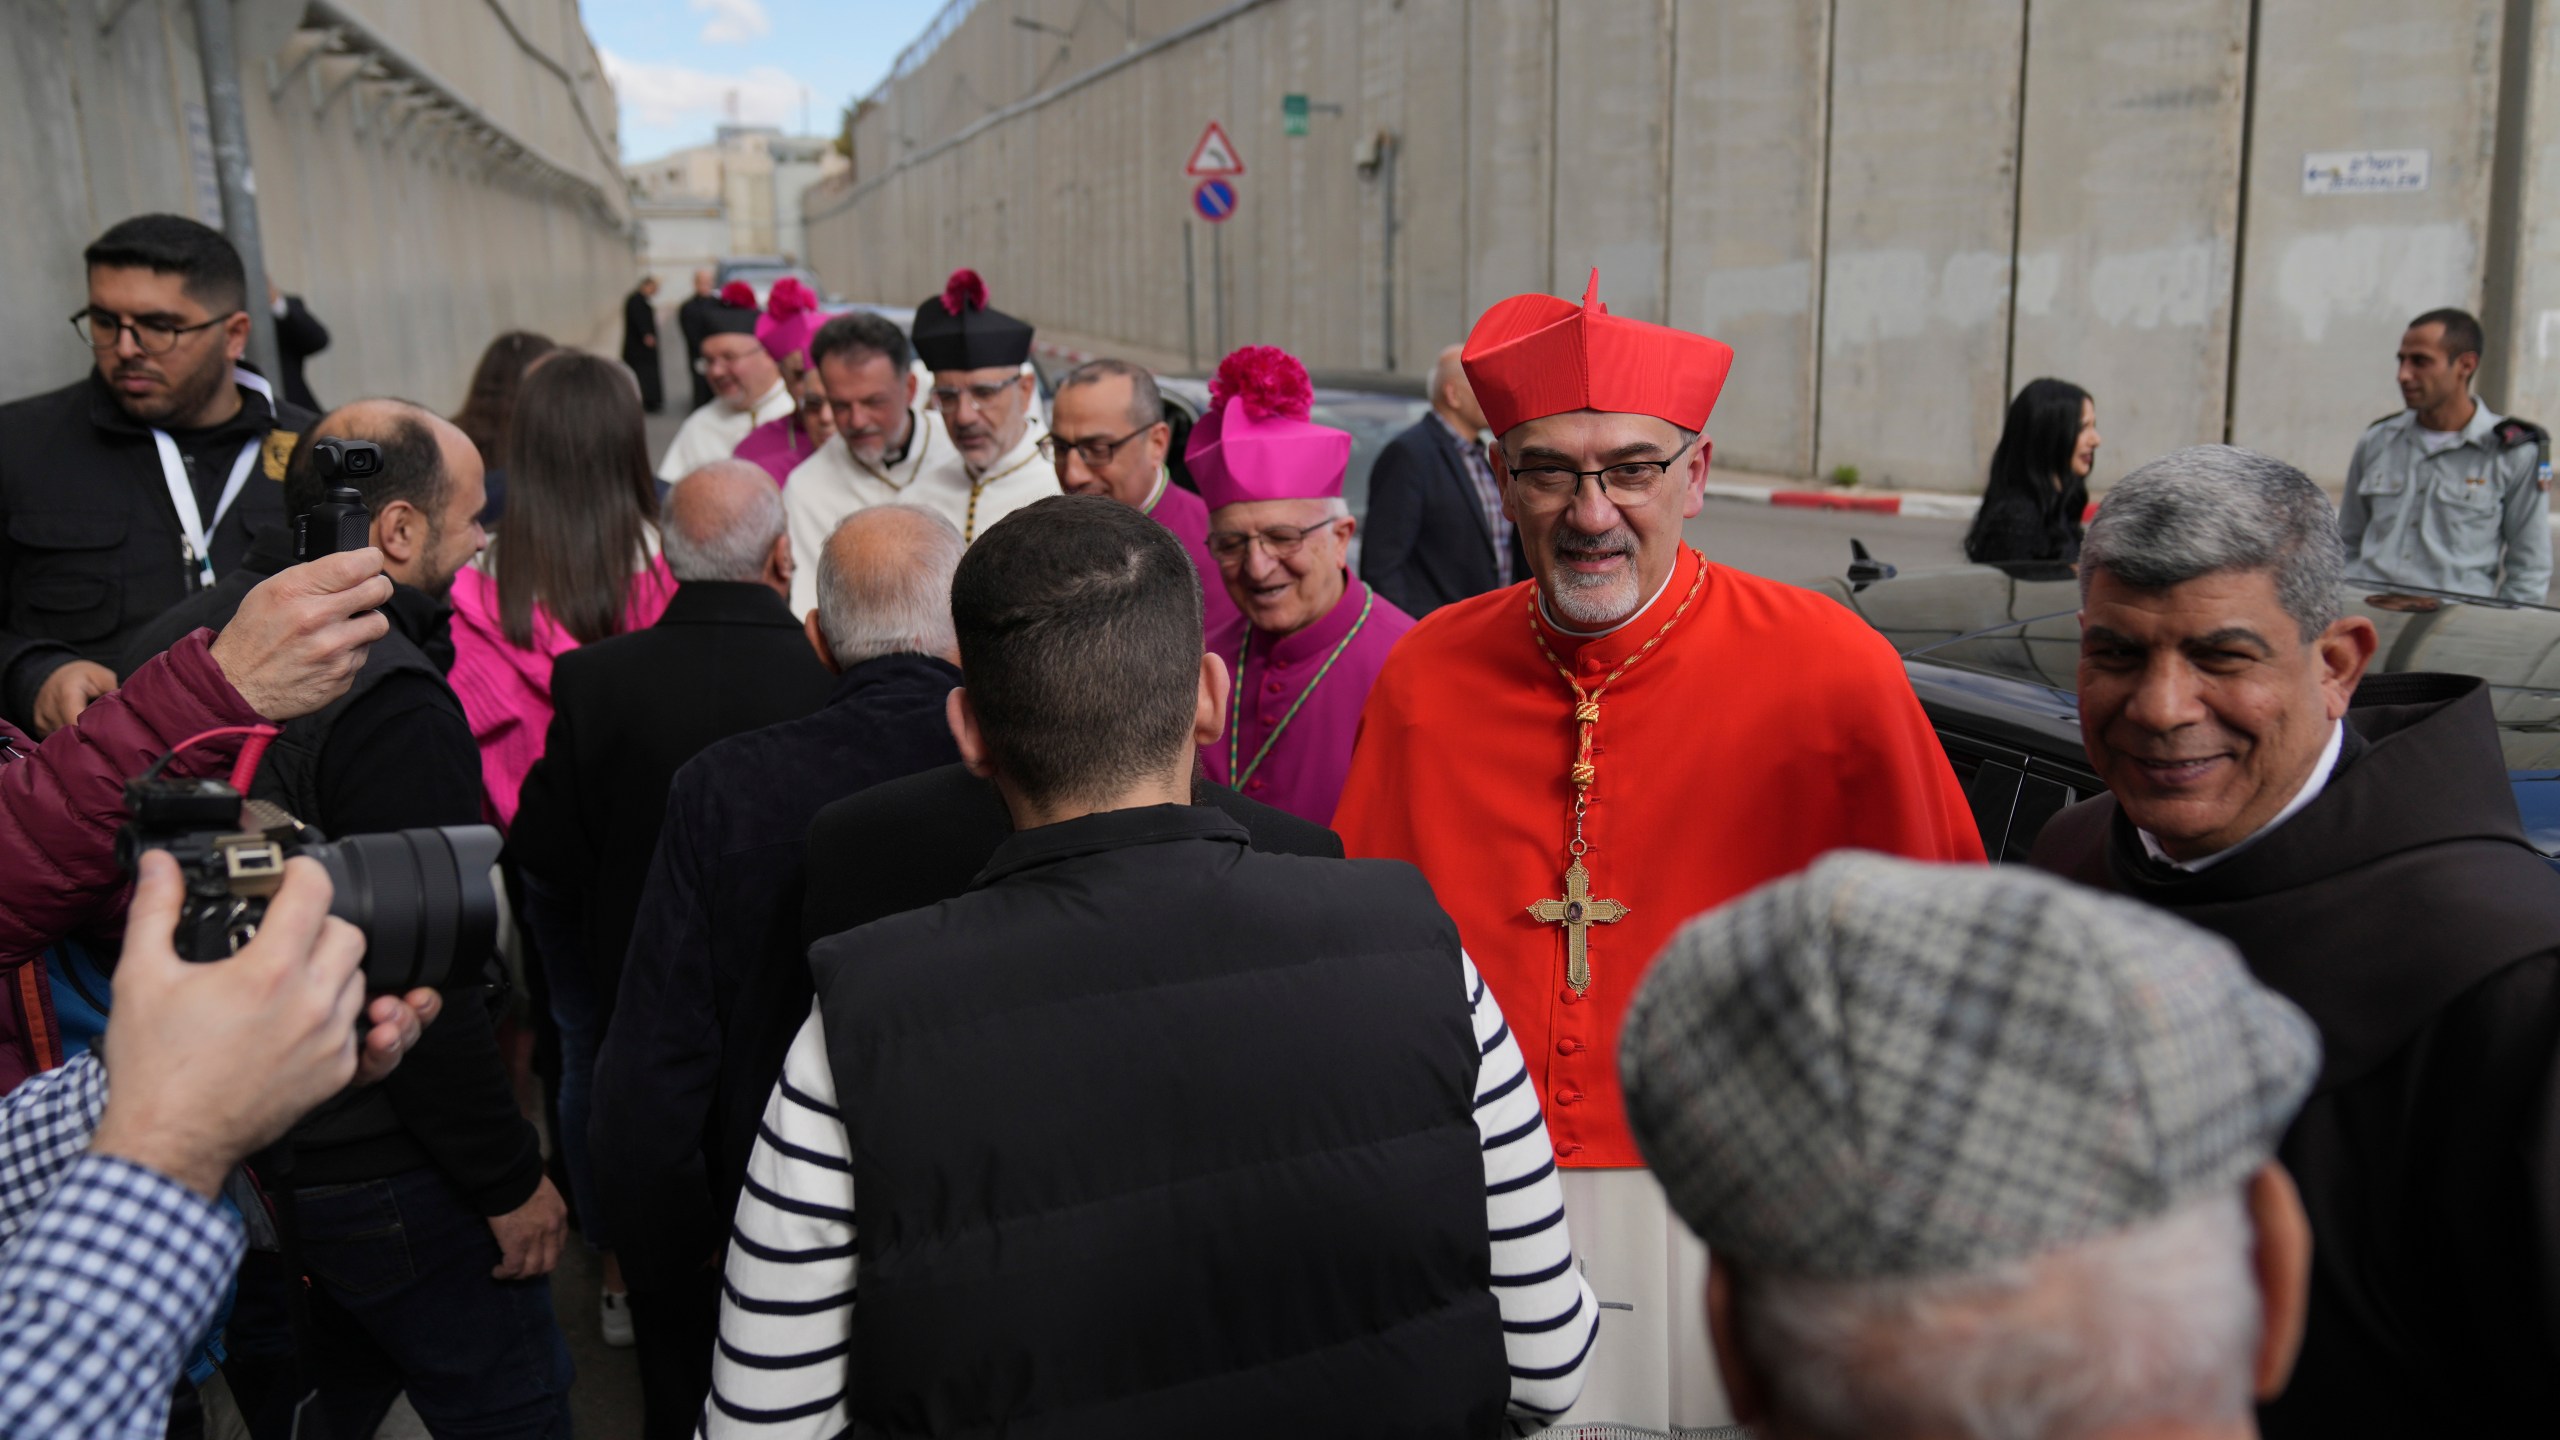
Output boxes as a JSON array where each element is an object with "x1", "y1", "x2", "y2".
[{"x1": 303, "y1": 826, "x2": 503, "y2": 993}]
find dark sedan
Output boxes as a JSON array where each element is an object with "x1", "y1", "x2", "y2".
[{"x1": 1807, "y1": 558, "x2": 2560, "y2": 865}]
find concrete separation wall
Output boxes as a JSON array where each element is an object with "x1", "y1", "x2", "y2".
[
  {"x1": 1, "y1": 0, "x2": 635, "y2": 414},
  {"x1": 815, "y1": 0, "x2": 2560, "y2": 492}
]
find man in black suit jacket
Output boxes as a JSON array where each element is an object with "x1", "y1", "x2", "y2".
[
  {"x1": 1359, "y1": 342, "x2": 1525, "y2": 615},
  {"x1": 508, "y1": 458, "x2": 830, "y2": 1412},
  {"x1": 513, "y1": 459, "x2": 831, "y2": 1028},
  {"x1": 801, "y1": 764, "x2": 1343, "y2": 947},
  {"x1": 589, "y1": 501, "x2": 969, "y2": 1440}
]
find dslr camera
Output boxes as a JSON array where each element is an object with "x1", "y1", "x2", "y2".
[
  {"x1": 118, "y1": 776, "x2": 502, "y2": 994},
  {"x1": 294, "y1": 436, "x2": 377, "y2": 562}
]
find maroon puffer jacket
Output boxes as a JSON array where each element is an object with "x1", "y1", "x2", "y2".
[{"x1": 0, "y1": 629, "x2": 262, "y2": 1090}]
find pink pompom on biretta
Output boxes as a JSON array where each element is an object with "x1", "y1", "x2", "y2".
[
  {"x1": 941, "y1": 267, "x2": 988, "y2": 315},
  {"x1": 1209, "y1": 345, "x2": 1314, "y2": 421},
  {"x1": 757, "y1": 276, "x2": 825, "y2": 365},
  {"x1": 1186, "y1": 345, "x2": 1351, "y2": 512},
  {"x1": 718, "y1": 280, "x2": 759, "y2": 309}
]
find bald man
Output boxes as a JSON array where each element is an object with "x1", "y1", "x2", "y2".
[
  {"x1": 591, "y1": 504, "x2": 967, "y2": 1440},
  {"x1": 512, "y1": 458, "x2": 836, "y2": 1377},
  {"x1": 1358, "y1": 342, "x2": 1522, "y2": 615},
  {"x1": 160, "y1": 399, "x2": 581, "y2": 1436}
]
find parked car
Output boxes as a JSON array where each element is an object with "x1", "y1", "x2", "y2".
[{"x1": 1807, "y1": 556, "x2": 2560, "y2": 866}]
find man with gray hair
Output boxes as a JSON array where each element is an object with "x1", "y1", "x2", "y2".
[
  {"x1": 1622, "y1": 853, "x2": 2320, "y2": 1440},
  {"x1": 591, "y1": 505, "x2": 967, "y2": 1438},
  {"x1": 512, "y1": 458, "x2": 833, "y2": 1419},
  {"x1": 2032, "y1": 444, "x2": 2560, "y2": 1435}
]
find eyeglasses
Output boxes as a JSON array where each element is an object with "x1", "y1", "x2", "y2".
[
  {"x1": 70, "y1": 306, "x2": 236, "y2": 356},
  {"x1": 1035, "y1": 425, "x2": 1152, "y2": 468},
  {"x1": 1505, "y1": 437, "x2": 1695, "y2": 512},
  {"x1": 1206, "y1": 519, "x2": 1345, "y2": 567},
  {"x1": 931, "y1": 379, "x2": 1019, "y2": 408},
  {"x1": 696, "y1": 347, "x2": 764, "y2": 374}
]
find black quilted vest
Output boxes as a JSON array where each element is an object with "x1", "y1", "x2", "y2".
[{"x1": 812, "y1": 804, "x2": 1505, "y2": 1439}]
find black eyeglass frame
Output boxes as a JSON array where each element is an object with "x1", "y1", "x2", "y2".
[
  {"x1": 1503, "y1": 435, "x2": 1699, "y2": 507},
  {"x1": 69, "y1": 306, "x2": 238, "y2": 357},
  {"x1": 1035, "y1": 424, "x2": 1155, "y2": 468}
]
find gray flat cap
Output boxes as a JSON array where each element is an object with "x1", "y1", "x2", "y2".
[{"x1": 1620, "y1": 852, "x2": 2317, "y2": 1280}]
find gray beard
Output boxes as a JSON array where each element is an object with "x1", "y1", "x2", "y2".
[{"x1": 1549, "y1": 567, "x2": 1641, "y2": 627}]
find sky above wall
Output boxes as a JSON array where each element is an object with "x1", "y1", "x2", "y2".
[{"x1": 588, "y1": 0, "x2": 931, "y2": 164}]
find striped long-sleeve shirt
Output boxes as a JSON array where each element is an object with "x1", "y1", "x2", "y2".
[{"x1": 703, "y1": 954, "x2": 1599, "y2": 1437}]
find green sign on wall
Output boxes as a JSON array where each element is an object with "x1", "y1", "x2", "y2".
[{"x1": 1282, "y1": 93, "x2": 1309, "y2": 137}]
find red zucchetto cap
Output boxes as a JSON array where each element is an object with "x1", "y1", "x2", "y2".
[{"x1": 1462, "y1": 269, "x2": 1735, "y2": 438}]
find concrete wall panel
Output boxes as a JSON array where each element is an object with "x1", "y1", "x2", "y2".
[
  {"x1": 2230, "y1": 0, "x2": 2507, "y2": 478},
  {"x1": 1817, "y1": 0, "x2": 2028, "y2": 492},
  {"x1": 1667, "y1": 0, "x2": 1830, "y2": 476},
  {"x1": 1549, "y1": 0, "x2": 1673, "y2": 325},
  {"x1": 2495, "y1": 3, "x2": 2560, "y2": 430},
  {"x1": 2009, "y1": 0, "x2": 2250, "y2": 485},
  {"x1": 1463, "y1": 0, "x2": 1554, "y2": 322}
]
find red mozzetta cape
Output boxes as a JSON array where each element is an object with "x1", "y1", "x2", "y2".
[{"x1": 1334, "y1": 546, "x2": 1984, "y2": 1167}]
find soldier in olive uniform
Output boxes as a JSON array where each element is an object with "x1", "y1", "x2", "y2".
[{"x1": 2340, "y1": 307, "x2": 2550, "y2": 604}]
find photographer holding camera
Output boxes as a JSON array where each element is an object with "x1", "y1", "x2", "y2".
[
  {"x1": 0, "y1": 852, "x2": 437, "y2": 1438},
  {"x1": 0, "y1": 545, "x2": 393, "y2": 1087},
  {"x1": 134, "y1": 400, "x2": 574, "y2": 1439}
]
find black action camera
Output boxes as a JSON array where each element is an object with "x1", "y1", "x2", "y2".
[
  {"x1": 117, "y1": 776, "x2": 503, "y2": 995},
  {"x1": 293, "y1": 436, "x2": 378, "y2": 562}
]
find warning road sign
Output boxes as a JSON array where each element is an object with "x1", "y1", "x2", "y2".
[{"x1": 1184, "y1": 121, "x2": 1245, "y2": 177}]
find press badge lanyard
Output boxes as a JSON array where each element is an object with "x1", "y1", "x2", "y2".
[{"x1": 151, "y1": 365, "x2": 272, "y2": 587}]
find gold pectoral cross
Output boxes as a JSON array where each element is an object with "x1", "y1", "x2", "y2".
[{"x1": 1527, "y1": 859, "x2": 1630, "y2": 994}]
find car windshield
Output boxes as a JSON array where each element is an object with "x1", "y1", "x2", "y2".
[{"x1": 1885, "y1": 567, "x2": 2560, "y2": 771}]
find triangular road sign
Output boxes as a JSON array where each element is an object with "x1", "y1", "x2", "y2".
[{"x1": 1185, "y1": 121, "x2": 1245, "y2": 177}]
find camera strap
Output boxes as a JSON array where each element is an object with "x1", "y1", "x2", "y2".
[
  {"x1": 150, "y1": 366, "x2": 273, "y2": 588},
  {"x1": 250, "y1": 1140, "x2": 324, "y2": 1439}
]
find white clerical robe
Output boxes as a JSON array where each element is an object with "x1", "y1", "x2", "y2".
[
  {"x1": 1556, "y1": 1170, "x2": 1738, "y2": 1439},
  {"x1": 658, "y1": 380, "x2": 795, "y2": 482},
  {"x1": 935, "y1": 414, "x2": 1059, "y2": 545},
  {"x1": 782, "y1": 405, "x2": 968, "y2": 614}
]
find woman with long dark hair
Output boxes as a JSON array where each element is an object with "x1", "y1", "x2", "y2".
[
  {"x1": 451, "y1": 331, "x2": 558, "y2": 525},
  {"x1": 449, "y1": 350, "x2": 675, "y2": 825},
  {"x1": 1964, "y1": 378, "x2": 2101, "y2": 564},
  {"x1": 448, "y1": 351, "x2": 674, "y2": 1347}
]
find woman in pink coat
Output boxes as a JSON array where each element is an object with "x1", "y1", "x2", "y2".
[{"x1": 449, "y1": 351, "x2": 674, "y2": 828}]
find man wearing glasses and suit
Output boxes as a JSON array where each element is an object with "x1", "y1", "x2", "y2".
[
  {"x1": 1361, "y1": 343, "x2": 1527, "y2": 616},
  {"x1": 0, "y1": 214, "x2": 313, "y2": 736}
]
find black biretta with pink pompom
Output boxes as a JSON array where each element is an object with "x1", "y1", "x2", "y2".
[{"x1": 911, "y1": 267, "x2": 1034, "y2": 371}]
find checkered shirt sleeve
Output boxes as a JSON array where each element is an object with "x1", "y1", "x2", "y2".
[
  {"x1": 0, "y1": 1057, "x2": 245, "y2": 1439},
  {"x1": 0, "y1": 1054, "x2": 112, "y2": 1250}
]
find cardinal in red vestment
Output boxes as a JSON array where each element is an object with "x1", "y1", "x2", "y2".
[{"x1": 1334, "y1": 272, "x2": 1983, "y2": 1434}]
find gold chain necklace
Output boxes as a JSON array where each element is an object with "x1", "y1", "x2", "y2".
[{"x1": 1522, "y1": 547, "x2": 1709, "y2": 992}]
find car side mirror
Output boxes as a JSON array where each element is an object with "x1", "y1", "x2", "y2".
[{"x1": 1849, "y1": 538, "x2": 1897, "y2": 591}]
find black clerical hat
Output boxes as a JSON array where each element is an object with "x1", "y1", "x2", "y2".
[{"x1": 912, "y1": 268, "x2": 1033, "y2": 372}]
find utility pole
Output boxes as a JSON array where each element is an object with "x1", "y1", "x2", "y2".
[{"x1": 190, "y1": 0, "x2": 282, "y2": 385}]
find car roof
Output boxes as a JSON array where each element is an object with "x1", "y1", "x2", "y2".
[{"x1": 1820, "y1": 561, "x2": 2560, "y2": 771}]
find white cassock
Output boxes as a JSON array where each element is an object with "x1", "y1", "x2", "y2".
[
  {"x1": 658, "y1": 379, "x2": 796, "y2": 483},
  {"x1": 782, "y1": 405, "x2": 969, "y2": 614},
  {"x1": 1553, "y1": 1170, "x2": 1741, "y2": 1439}
]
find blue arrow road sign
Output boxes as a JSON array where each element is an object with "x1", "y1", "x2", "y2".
[{"x1": 1193, "y1": 178, "x2": 1237, "y2": 223}]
